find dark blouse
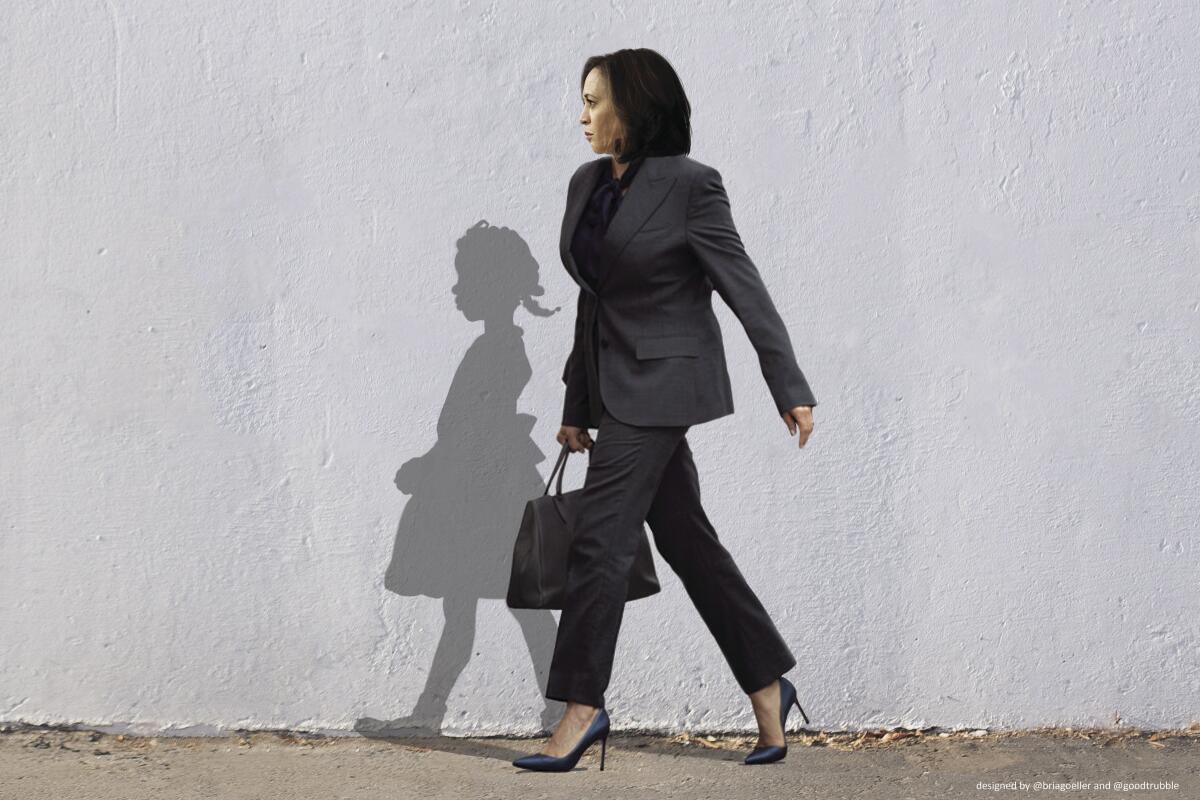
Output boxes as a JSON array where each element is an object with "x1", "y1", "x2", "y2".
[{"x1": 569, "y1": 155, "x2": 646, "y2": 290}]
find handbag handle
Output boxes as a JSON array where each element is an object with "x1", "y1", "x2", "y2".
[{"x1": 543, "y1": 441, "x2": 573, "y2": 497}]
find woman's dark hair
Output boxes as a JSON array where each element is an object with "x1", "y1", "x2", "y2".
[{"x1": 580, "y1": 48, "x2": 691, "y2": 163}]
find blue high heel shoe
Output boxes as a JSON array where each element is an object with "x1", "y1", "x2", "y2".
[
  {"x1": 512, "y1": 707, "x2": 610, "y2": 772},
  {"x1": 744, "y1": 676, "x2": 810, "y2": 765}
]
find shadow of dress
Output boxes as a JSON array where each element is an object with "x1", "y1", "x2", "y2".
[{"x1": 385, "y1": 325, "x2": 547, "y2": 599}]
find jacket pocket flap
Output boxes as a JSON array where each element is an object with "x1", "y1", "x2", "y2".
[{"x1": 636, "y1": 335, "x2": 701, "y2": 359}]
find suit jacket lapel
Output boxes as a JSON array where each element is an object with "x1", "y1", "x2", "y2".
[
  {"x1": 559, "y1": 158, "x2": 603, "y2": 293},
  {"x1": 560, "y1": 156, "x2": 678, "y2": 294}
]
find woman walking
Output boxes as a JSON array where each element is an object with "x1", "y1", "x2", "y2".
[{"x1": 512, "y1": 48, "x2": 818, "y2": 771}]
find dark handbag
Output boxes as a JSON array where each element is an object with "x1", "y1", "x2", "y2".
[{"x1": 506, "y1": 441, "x2": 662, "y2": 609}]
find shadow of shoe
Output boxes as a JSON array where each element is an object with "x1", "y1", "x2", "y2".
[{"x1": 354, "y1": 715, "x2": 441, "y2": 738}]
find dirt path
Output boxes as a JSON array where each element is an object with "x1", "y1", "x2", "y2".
[{"x1": 2, "y1": 725, "x2": 1196, "y2": 799}]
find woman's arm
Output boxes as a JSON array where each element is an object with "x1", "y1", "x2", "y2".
[
  {"x1": 561, "y1": 286, "x2": 592, "y2": 427},
  {"x1": 685, "y1": 164, "x2": 818, "y2": 413}
]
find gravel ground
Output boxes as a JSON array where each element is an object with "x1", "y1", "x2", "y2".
[{"x1": 1, "y1": 724, "x2": 1197, "y2": 799}]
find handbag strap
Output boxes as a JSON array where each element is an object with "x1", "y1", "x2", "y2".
[
  {"x1": 555, "y1": 442, "x2": 572, "y2": 496},
  {"x1": 543, "y1": 441, "x2": 572, "y2": 496}
]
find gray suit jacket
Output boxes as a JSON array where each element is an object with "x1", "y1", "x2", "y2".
[{"x1": 560, "y1": 154, "x2": 817, "y2": 428}]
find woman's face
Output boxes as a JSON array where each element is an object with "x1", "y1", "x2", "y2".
[{"x1": 579, "y1": 67, "x2": 625, "y2": 157}]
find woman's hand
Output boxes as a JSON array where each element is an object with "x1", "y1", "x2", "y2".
[
  {"x1": 557, "y1": 424, "x2": 593, "y2": 453},
  {"x1": 781, "y1": 406, "x2": 814, "y2": 448}
]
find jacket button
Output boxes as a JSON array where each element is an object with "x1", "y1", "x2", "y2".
[{"x1": 600, "y1": 338, "x2": 609, "y2": 348}]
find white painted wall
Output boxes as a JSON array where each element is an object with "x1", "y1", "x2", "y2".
[{"x1": 3, "y1": 1, "x2": 1197, "y2": 737}]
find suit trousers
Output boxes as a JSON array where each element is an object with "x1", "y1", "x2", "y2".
[{"x1": 544, "y1": 402, "x2": 798, "y2": 708}]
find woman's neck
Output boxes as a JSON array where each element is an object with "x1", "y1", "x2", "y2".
[{"x1": 610, "y1": 155, "x2": 629, "y2": 182}]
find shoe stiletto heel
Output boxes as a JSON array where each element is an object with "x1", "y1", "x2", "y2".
[
  {"x1": 512, "y1": 707, "x2": 611, "y2": 772},
  {"x1": 794, "y1": 695, "x2": 810, "y2": 725},
  {"x1": 744, "y1": 676, "x2": 810, "y2": 765}
]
